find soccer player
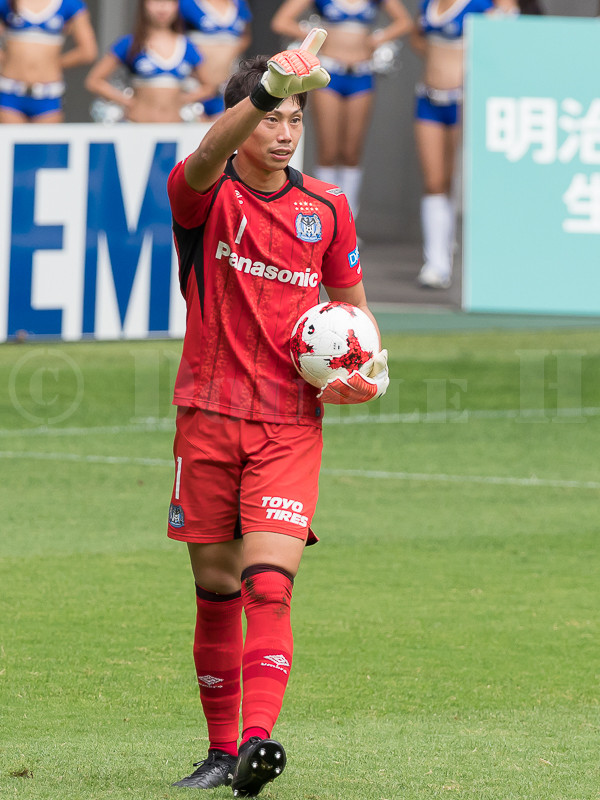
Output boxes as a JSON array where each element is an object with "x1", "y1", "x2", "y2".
[{"x1": 166, "y1": 29, "x2": 389, "y2": 797}]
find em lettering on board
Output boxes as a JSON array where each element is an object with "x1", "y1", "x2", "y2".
[{"x1": 6, "y1": 138, "x2": 177, "y2": 339}]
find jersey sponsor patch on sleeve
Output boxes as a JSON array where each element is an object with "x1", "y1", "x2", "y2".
[{"x1": 348, "y1": 245, "x2": 360, "y2": 269}]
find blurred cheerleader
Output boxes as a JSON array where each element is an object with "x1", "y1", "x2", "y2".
[
  {"x1": 411, "y1": 0, "x2": 495, "y2": 289},
  {"x1": 0, "y1": 0, "x2": 97, "y2": 123},
  {"x1": 272, "y1": 0, "x2": 412, "y2": 219},
  {"x1": 85, "y1": 0, "x2": 213, "y2": 123},
  {"x1": 178, "y1": 0, "x2": 252, "y2": 119}
]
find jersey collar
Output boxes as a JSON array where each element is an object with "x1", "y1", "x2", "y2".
[{"x1": 225, "y1": 157, "x2": 303, "y2": 201}]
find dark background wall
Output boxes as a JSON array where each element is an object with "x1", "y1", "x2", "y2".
[{"x1": 65, "y1": 0, "x2": 599, "y2": 243}]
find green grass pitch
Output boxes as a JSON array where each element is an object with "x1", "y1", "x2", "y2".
[{"x1": 1, "y1": 323, "x2": 599, "y2": 799}]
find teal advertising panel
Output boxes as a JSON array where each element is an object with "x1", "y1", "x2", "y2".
[{"x1": 464, "y1": 16, "x2": 600, "y2": 315}]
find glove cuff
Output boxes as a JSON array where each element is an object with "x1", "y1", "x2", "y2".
[{"x1": 250, "y1": 81, "x2": 282, "y2": 112}]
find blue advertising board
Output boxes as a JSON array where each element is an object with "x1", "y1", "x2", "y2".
[
  {"x1": 0, "y1": 124, "x2": 303, "y2": 341},
  {"x1": 463, "y1": 16, "x2": 600, "y2": 315}
]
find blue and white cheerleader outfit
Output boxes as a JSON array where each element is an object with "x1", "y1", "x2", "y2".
[{"x1": 0, "y1": 0, "x2": 87, "y2": 117}]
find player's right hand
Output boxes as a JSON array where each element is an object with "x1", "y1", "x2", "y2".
[{"x1": 262, "y1": 28, "x2": 330, "y2": 99}]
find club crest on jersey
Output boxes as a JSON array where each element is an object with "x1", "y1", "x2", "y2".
[
  {"x1": 169, "y1": 503, "x2": 185, "y2": 528},
  {"x1": 295, "y1": 212, "x2": 322, "y2": 243}
]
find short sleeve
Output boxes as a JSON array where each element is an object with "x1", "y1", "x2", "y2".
[
  {"x1": 64, "y1": 0, "x2": 86, "y2": 21},
  {"x1": 185, "y1": 38, "x2": 202, "y2": 67},
  {"x1": 0, "y1": 0, "x2": 10, "y2": 22},
  {"x1": 110, "y1": 34, "x2": 133, "y2": 64},
  {"x1": 167, "y1": 158, "x2": 223, "y2": 229},
  {"x1": 320, "y1": 196, "x2": 362, "y2": 289},
  {"x1": 238, "y1": 0, "x2": 252, "y2": 22}
]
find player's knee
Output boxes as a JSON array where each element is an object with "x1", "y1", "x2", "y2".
[
  {"x1": 241, "y1": 565, "x2": 294, "y2": 609},
  {"x1": 187, "y1": 540, "x2": 243, "y2": 594},
  {"x1": 339, "y1": 151, "x2": 361, "y2": 168},
  {"x1": 197, "y1": 572, "x2": 242, "y2": 595},
  {"x1": 318, "y1": 153, "x2": 339, "y2": 168}
]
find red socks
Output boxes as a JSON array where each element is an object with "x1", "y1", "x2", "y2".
[
  {"x1": 193, "y1": 585, "x2": 243, "y2": 756},
  {"x1": 193, "y1": 567, "x2": 294, "y2": 753},
  {"x1": 240, "y1": 566, "x2": 294, "y2": 740}
]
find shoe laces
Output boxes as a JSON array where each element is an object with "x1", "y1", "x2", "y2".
[
  {"x1": 193, "y1": 750, "x2": 234, "y2": 768},
  {"x1": 192, "y1": 753, "x2": 218, "y2": 768}
]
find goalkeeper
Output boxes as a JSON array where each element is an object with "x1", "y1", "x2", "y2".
[{"x1": 166, "y1": 29, "x2": 389, "y2": 797}]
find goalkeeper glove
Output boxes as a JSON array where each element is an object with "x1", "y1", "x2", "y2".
[
  {"x1": 318, "y1": 349, "x2": 390, "y2": 405},
  {"x1": 250, "y1": 28, "x2": 331, "y2": 112}
]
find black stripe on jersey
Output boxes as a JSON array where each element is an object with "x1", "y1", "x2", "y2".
[
  {"x1": 172, "y1": 175, "x2": 227, "y2": 315},
  {"x1": 173, "y1": 219, "x2": 204, "y2": 301}
]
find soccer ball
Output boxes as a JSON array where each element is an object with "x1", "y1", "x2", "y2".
[{"x1": 289, "y1": 301, "x2": 379, "y2": 389}]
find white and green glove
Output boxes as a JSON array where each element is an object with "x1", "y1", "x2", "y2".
[
  {"x1": 318, "y1": 349, "x2": 390, "y2": 405},
  {"x1": 250, "y1": 28, "x2": 330, "y2": 112}
]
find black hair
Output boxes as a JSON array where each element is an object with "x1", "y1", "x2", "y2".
[{"x1": 224, "y1": 55, "x2": 307, "y2": 111}]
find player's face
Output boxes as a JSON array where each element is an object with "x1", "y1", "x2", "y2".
[
  {"x1": 242, "y1": 98, "x2": 304, "y2": 173},
  {"x1": 145, "y1": 0, "x2": 179, "y2": 27}
]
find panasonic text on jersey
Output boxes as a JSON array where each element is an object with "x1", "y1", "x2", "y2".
[{"x1": 216, "y1": 241, "x2": 319, "y2": 288}]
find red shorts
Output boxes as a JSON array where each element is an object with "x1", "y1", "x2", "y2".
[{"x1": 168, "y1": 407, "x2": 323, "y2": 544}]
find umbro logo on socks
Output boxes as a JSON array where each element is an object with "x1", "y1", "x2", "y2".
[{"x1": 198, "y1": 674, "x2": 224, "y2": 688}]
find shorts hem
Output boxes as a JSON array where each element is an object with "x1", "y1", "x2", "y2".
[
  {"x1": 167, "y1": 528, "x2": 235, "y2": 543},
  {"x1": 168, "y1": 526, "x2": 309, "y2": 543},
  {"x1": 242, "y1": 525, "x2": 308, "y2": 541}
]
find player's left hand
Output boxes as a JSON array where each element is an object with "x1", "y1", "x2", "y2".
[
  {"x1": 318, "y1": 349, "x2": 389, "y2": 405},
  {"x1": 262, "y1": 28, "x2": 330, "y2": 99}
]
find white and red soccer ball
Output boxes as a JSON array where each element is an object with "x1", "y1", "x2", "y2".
[{"x1": 289, "y1": 301, "x2": 379, "y2": 389}]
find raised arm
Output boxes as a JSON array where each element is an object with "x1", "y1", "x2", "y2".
[
  {"x1": 184, "y1": 97, "x2": 265, "y2": 193},
  {"x1": 183, "y1": 29, "x2": 330, "y2": 194}
]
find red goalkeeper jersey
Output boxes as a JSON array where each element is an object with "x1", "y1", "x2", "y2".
[{"x1": 168, "y1": 157, "x2": 362, "y2": 427}]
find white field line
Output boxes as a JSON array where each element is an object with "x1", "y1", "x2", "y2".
[
  {"x1": 0, "y1": 450, "x2": 172, "y2": 467},
  {"x1": 2, "y1": 406, "x2": 600, "y2": 438},
  {"x1": 1, "y1": 450, "x2": 599, "y2": 490},
  {"x1": 320, "y1": 468, "x2": 600, "y2": 490},
  {"x1": 0, "y1": 421, "x2": 175, "y2": 438}
]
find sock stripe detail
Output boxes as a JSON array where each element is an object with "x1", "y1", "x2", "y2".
[{"x1": 240, "y1": 564, "x2": 294, "y2": 584}]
